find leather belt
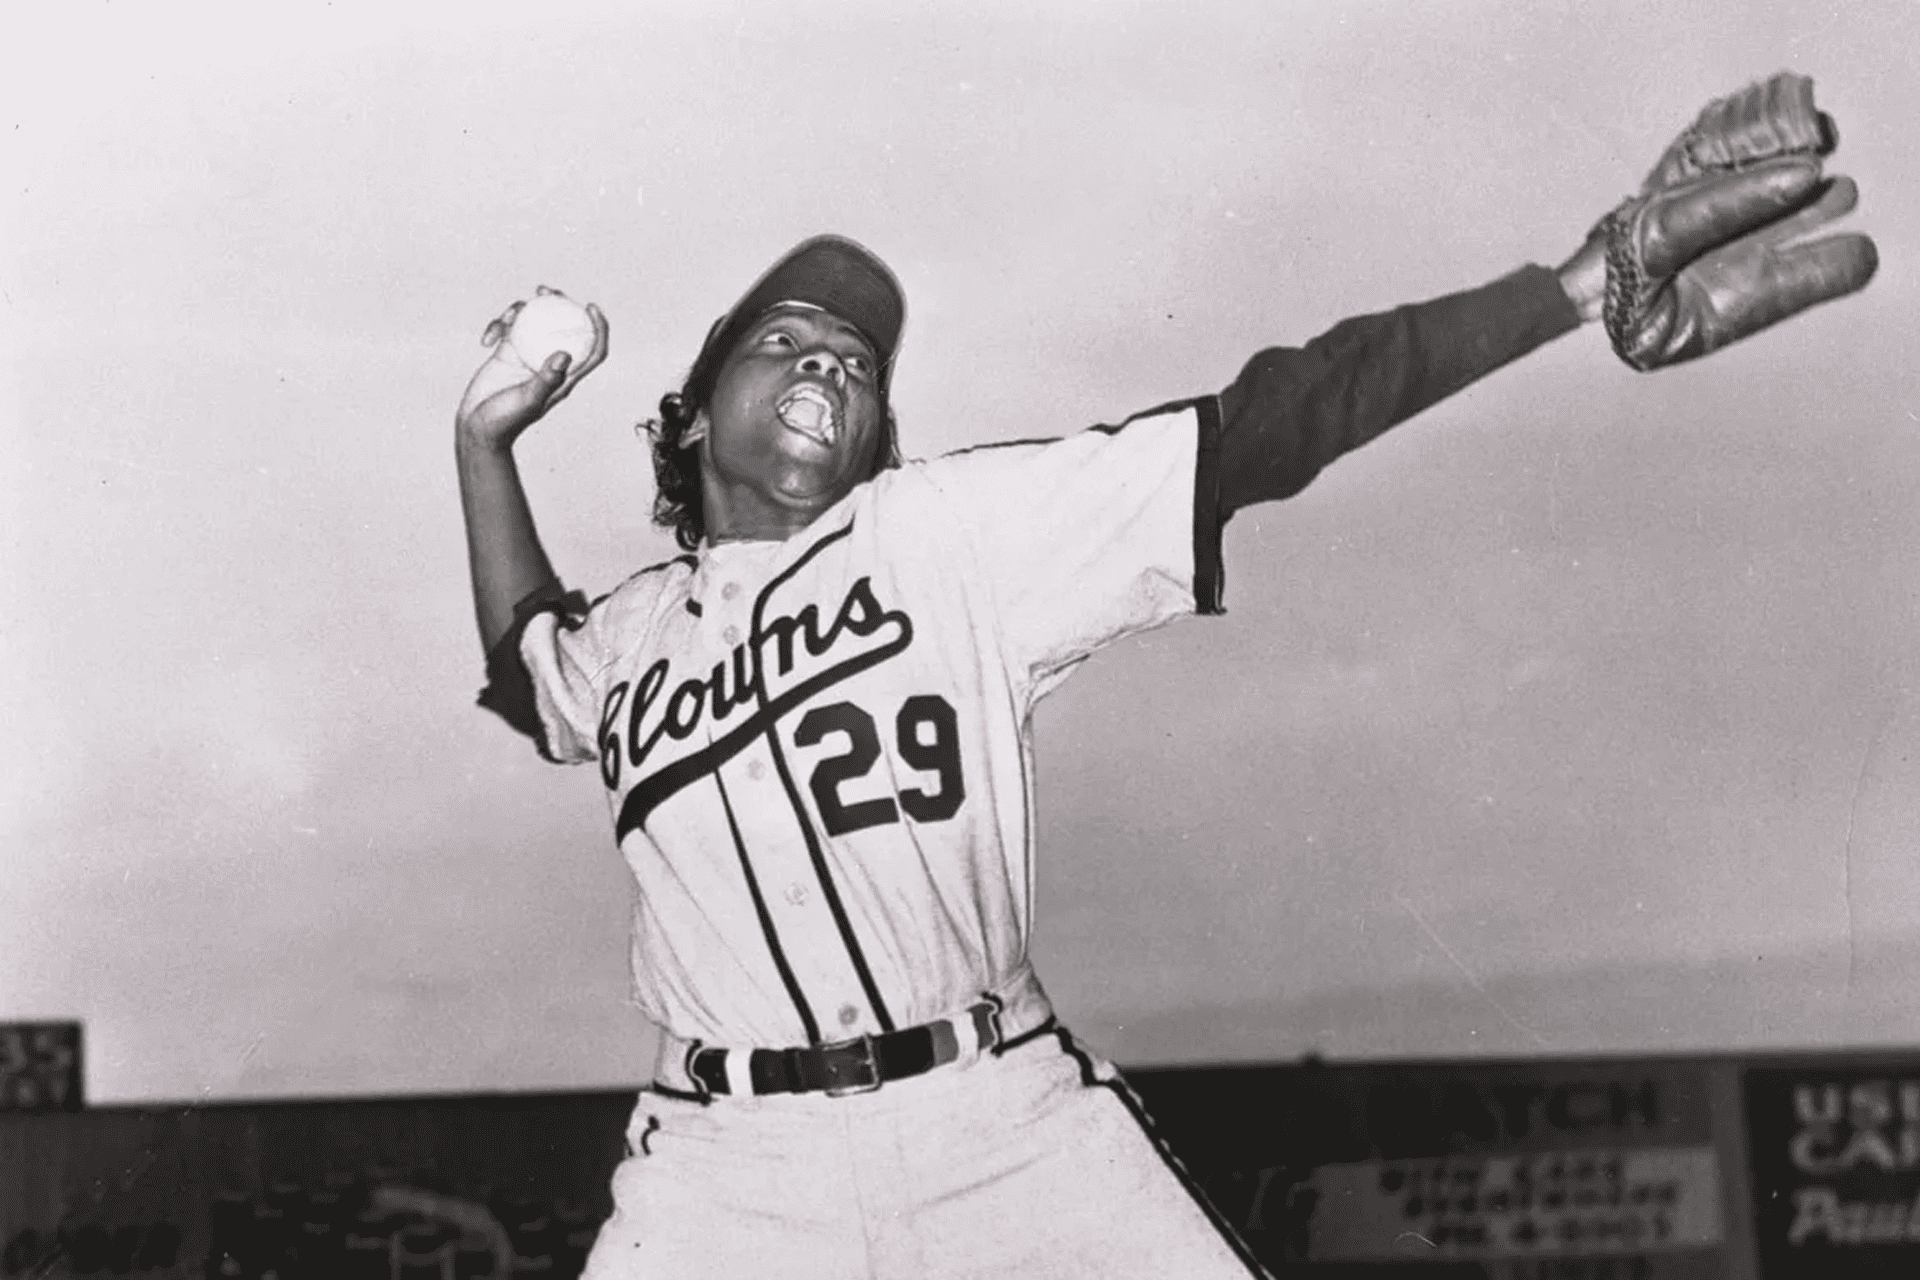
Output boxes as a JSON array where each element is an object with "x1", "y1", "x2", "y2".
[{"x1": 689, "y1": 1001, "x2": 1005, "y2": 1098}]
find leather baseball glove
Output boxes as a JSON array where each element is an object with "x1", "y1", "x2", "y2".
[{"x1": 1598, "y1": 73, "x2": 1877, "y2": 371}]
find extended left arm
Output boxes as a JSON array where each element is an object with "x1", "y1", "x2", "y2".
[
  {"x1": 1211, "y1": 72, "x2": 1876, "y2": 517},
  {"x1": 1212, "y1": 257, "x2": 1594, "y2": 514},
  {"x1": 1211, "y1": 170, "x2": 1868, "y2": 515}
]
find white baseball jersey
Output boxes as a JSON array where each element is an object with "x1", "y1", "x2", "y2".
[{"x1": 514, "y1": 400, "x2": 1223, "y2": 1053}]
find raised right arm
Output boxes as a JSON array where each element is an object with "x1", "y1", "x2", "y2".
[
  {"x1": 457, "y1": 428, "x2": 563, "y2": 655},
  {"x1": 453, "y1": 293, "x2": 609, "y2": 654}
]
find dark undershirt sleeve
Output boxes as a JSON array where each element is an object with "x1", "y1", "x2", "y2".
[
  {"x1": 475, "y1": 581, "x2": 589, "y2": 746},
  {"x1": 1215, "y1": 263, "x2": 1582, "y2": 514}
]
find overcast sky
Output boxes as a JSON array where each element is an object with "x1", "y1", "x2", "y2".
[{"x1": 4, "y1": 0, "x2": 1918, "y2": 1105}]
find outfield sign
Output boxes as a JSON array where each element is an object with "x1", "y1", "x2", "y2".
[
  {"x1": 0, "y1": 1022, "x2": 81, "y2": 1112},
  {"x1": 1746, "y1": 1060, "x2": 1920, "y2": 1278}
]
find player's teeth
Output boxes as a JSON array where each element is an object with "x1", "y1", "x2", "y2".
[
  {"x1": 777, "y1": 391, "x2": 837, "y2": 441},
  {"x1": 781, "y1": 398, "x2": 826, "y2": 429}
]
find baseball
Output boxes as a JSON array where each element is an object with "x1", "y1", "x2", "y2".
[
  {"x1": 458, "y1": 290, "x2": 598, "y2": 420},
  {"x1": 506, "y1": 291, "x2": 598, "y2": 371}
]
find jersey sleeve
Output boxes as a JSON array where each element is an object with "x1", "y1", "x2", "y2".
[
  {"x1": 901, "y1": 265, "x2": 1577, "y2": 696},
  {"x1": 476, "y1": 572, "x2": 666, "y2": 765},
  {"x1": 915, "y1": 399, "x2": 1225, "y2": 697}
]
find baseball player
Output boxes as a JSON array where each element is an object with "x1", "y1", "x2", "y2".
[{"x1": 453, "y1": 76, "x2": 1875, "y2": 1278}]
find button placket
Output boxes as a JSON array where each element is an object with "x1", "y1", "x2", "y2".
[{"x1": 706, "y1": 579, "x2": 746, "y2": 652}]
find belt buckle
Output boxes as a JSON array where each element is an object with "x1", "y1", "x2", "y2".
[{"x1": 821, "y1": 1033, "x2": 882, "y2": 1097}]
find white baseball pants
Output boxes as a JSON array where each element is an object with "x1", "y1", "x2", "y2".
[{"x1": 579, "y1": 1027, "x2": 1270, "y2": 1279}]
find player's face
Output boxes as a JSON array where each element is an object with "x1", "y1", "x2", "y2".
[{"x1": 689, "y1": 304, "x2": 888, "y2": 542}]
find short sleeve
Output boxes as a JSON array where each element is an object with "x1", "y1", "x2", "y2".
[
  {"x1": 514, "y1": 603, "x2": 618, "y2": 764},
  {"x1": 917, "y1": 397, "x2": 1225, "y2": 692},
  {"x1": 477, "y1": 568, "x2": 676, "y2": 766}
]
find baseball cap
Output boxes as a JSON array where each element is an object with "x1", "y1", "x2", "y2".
[{"x1": 686, "y1": 234, "x2": 906, "y2": 402}]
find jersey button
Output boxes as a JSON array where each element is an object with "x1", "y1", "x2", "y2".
[
  {"x1": 784, "y1": 882, "x2": 808, "y2": 906},
  {"x1": 722, "y1": 624, "x2": 742, "y2": 646},
  {"x1": 837, "y1": 1004, "x2": 860, "y2": 1029},
  {"x1": 747, "y1": 759, "x2": 766, "y2": 781},
  {"x1": 720, "y1": 581, "x2": 741, "y2": 601}
]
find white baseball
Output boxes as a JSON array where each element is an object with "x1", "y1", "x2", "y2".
[
  {"x1": 458, "y1": 290, "x2": 598, "y2": 420},
  {"x1": 506, "y1": 291, "x2": 597, "y2": 370}
]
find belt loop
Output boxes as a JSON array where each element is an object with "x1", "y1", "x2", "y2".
[
  {"x1": 975, "y1": 992, "x2": 1007, "y2": 1056},
  {"x1": 682, "y1": 1038, "x2": 713, "y2": 1102}
]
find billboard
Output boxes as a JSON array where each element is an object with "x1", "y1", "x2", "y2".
[
  {"x1": 1129, "y1": 1058, "x2": 1733, "y2": 1279},
  {"x1": 0, "y1": 1024, "x2": 82, "y2": 1114},
  {"x1": 1744, "y1": 1056, "x2": 1920, "y2": 1278}
]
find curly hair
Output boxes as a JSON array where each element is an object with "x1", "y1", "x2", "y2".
[{"x1": 642, "y1": 376, "x2": 902, "y2": 552}]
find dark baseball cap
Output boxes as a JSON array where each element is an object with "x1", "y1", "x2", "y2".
[{"x1": 686, "y1": 234, "x2": 906, "y2": 402}]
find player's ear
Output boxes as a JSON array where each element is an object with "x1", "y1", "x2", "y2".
[{"x1": 683, "y1": 409, "x2": 710, "y2": 448}]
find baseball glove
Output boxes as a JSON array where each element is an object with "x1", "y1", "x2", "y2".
[
  {"x1": 1596, "y1": 71, "x2": 1876, "y2": 371},
  {"x1": 1639, "y1": 71, "x2": 1837, "y2": 192},
  {"x1": 1599, "y1": 158, "x2": 1877, "y2": 371}
]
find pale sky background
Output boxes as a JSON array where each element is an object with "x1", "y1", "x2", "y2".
[{"x1": 4, "y1": 0, "x2": 1919, "y2": 1105}]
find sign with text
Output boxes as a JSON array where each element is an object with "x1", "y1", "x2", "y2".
[
  {"x1": 0, "y1": 1022, "x2": 82, "y2": 1112},
  {"x1": 1277, "y1": 1059, "x2": 1728, "y2": 1274},
  {"x1": 1746, "y1": 1058, "x2": 1920, "y2": 1278},
  {"x1": 1302, "y1": 1146, "x2": 1722, "y2": 1261}
]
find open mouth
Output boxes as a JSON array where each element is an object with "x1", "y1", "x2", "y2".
[{"x1": 775, "y1": 385, "x2": 840, "y2": 449}]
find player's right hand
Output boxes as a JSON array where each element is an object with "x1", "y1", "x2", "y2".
[{"x1": 454, "y1": 290, "x2": 610, "y2": 449}]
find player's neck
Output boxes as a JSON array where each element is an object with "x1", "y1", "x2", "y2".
[{"x1": 700, "y1": 470, "x2": 848, "y2": 545}]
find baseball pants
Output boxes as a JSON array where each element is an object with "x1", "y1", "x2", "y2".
[{"x1": 579, "y1": 1026, "x2": 1271, "y2": 1279}]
